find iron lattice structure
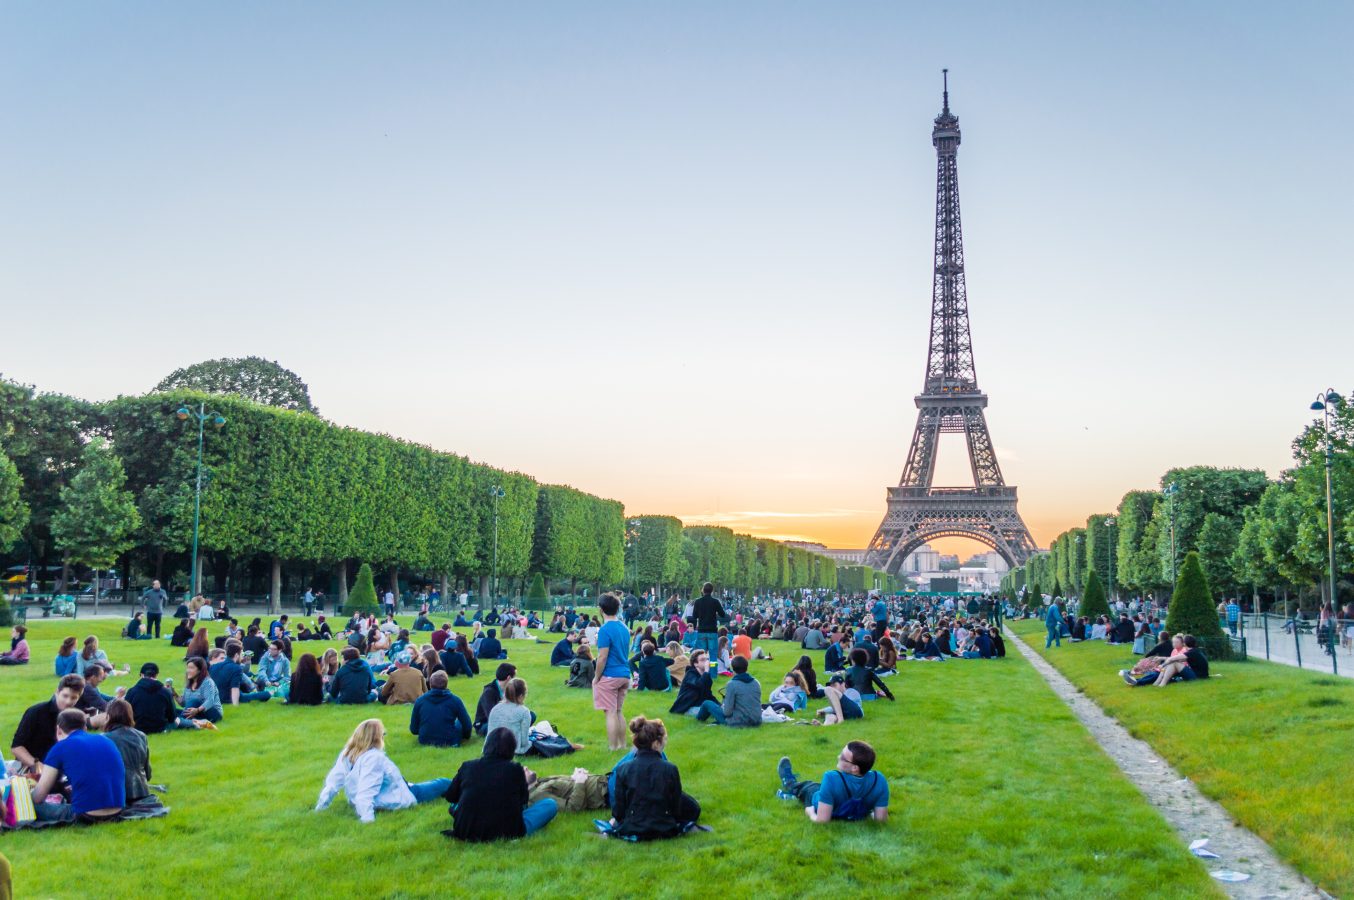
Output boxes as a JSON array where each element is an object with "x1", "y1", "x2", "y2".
[{"x1": 864, "y1": 74, "x2": 1037, "y2": 574}]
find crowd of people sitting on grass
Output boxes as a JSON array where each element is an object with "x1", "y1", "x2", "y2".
[
  {"x1": 3, "y1": 585, "x2": 933, "y2": 834},
  {"x1": 1036, "y1": 599, "x2": 1213, "y2": 687}
]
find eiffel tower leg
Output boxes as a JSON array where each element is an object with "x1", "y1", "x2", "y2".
[
  {"x1": 962, "y1": 406, "x2": 1004, "y2": 488},
  {"x1": 899, "y1": 406, "x2": 942, "y2": 488}
]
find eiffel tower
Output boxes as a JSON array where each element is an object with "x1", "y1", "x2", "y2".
[{"x1": 864, "y1": 72, "x2": 1037, "y2": 574}]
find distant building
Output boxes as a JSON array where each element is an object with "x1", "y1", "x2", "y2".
[
  {"x1": 819, "y1": 543, "x2": 1010, "y2": 592},
  {"x1": 784, "y1": 541, "x2": 829, "y2": 554}
]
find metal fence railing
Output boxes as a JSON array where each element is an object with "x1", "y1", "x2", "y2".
[{"x1": 1236, "y1": 613, "x2": 1352, "y2": 677}]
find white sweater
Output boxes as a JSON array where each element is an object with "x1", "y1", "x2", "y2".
[{"x1": 315, "y1": 748, "x2": 416, "y2": 823}]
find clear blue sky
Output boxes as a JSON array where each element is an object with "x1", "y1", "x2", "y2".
[{"x1": 3, "y1": 2, "x2": 1351, "y2": 549}]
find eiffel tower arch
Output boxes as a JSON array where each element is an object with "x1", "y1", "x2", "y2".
[{"x1": 864, "y1": 72, "x2": 1037, "y2": 575}]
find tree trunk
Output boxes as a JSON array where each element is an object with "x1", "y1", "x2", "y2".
[
  {"x1": 60, "y1": 550, "x2": 71, "y2": 593},
  {"x1": 337, "y1": 560, "x2": 349, "y2": 605},
  {"x1": 440, "y1": 572, "x2": 450, "y2": 608},
  {"x1": 389, "y1": 567, "x2": 399, "y2": 596},
  {"x1": 269, "y1": 555, "x2": 282, "y2": 615},
  {"x1": 478, "y1": 574, "x2": 490, "y2": 608},
  {"x1": 154, "y1": 550, "x2": 165, "y2": 583}
]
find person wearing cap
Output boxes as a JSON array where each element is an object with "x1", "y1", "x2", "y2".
[
  {"x1": 816, "y1": 674, "x2": 864, "y2": 725},
  {"x1": 124, "y1": 662, "x2": 179, "y2": 734},
  {"x1": 380, "y1": 651, "x2": 427, "y2": 705}
]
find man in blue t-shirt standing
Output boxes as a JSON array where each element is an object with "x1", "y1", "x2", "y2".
[
  {"x1": 775, "y1": 741, "x2": 888, "y2": 823},
  {"x1": 31, "y1": 709, "x2": 126, "y2": 822},
  {"x1": 592, "y1": 593, "x2": 633, "y2": 751}
]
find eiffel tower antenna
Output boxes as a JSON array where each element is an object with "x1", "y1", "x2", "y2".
[{"x1": 864, "y1": 76, "x2": 1037, "y2": 574}]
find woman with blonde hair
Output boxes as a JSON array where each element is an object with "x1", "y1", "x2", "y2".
[
  {"x1": 315, "y1": 719, "x2": 453, "y2": 823},
  {"x1": 665, "y1": 641, "x2": 690, "y2": 683},
  {"x1": 319, "y1": 648, "x2": 341, "y2": 687}
]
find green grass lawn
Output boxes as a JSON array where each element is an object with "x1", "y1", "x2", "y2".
[
  {"x1": 0, "y1": 619, "x2": 1219, "y2": 899},
  {"x1": 1010, "y1": 619, "x2": 1354, "y2": 896}
]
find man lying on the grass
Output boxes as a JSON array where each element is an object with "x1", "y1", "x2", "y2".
[
  {"x1": 776, "y1": 741, "x2": 888, "y2": 823},
  {"x1": 1120, "y1": 634, "x2": 1210, "y2": 687}
]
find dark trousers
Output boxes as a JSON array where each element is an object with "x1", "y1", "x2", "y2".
[
  {"x1": 147, "y1": 613, "x2": 162, "y2": 638},
  {"x1": 789, "y1": 780, "x2": 820, "y2": 806},
  {"x1": 677, "y1": 792, "x2": 701, "y2": 823}
]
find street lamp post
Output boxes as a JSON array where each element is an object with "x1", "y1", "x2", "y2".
[
  {"x1": 489, "y1": 485, "x2": 505, "y2": 604},
  {"x1": 1074, "y1": 533, "x2": 1084, "y2": 597},
  {"x1": 1310, "y1": 389, "x2": 1342, "y2": 621},
  {"x1": 1163, "y1": 482, "x2": 1180, "y2": 589},
  {"x1": 627, "y1": 518, "x2": 640, "y2": 593},
  {"x1": 175, "y1": 402, "x2": 226, "y2": 597},
  {"x1": 1105, "y1": 516, "x2": 1117, "y2": 604}
]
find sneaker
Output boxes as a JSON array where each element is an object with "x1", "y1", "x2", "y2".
[
  {"x1": 1121, "y1": 670, "x2": 1137, "y2": 686},
  {"x1": 592, "y1": 818, "x2": 614, "y2": 835},
  {"x1": 198, "y1": 720, "x2": 218, "y2": 730},
  {"x1": 775, "y1": 790, "x2": 797, "y2": 801},
  {"x1": 777, "y1": 756, "x2": 798, "y2": 791}
]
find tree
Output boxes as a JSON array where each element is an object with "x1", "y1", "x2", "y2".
[
  {"x1": 1151, "y1": 467, "x2": 1268, "y2": 587},
  {"x1": 0, "y1": 378, "x2": 103, "y2": 579},
  {"x1": 48, "y1": 439, "x2": 141, "y2": 606},
  {"x1": 1114, "y1": 491, "x2": 1158, "y2": 596},
  {"x1": 1079, "y1": 569, "x2": 1111, "y2": 621},
  {"x1": 345, "y1": 562, "x2": 379, "y2": 614},
  {"x1": 1196, "y1": 511, "x2": 1243, "y2": 598},
  {"x1": 1165, "y1": 551, "x2": 1224, "y2": 641},
  {"x1": 154, "y1": 357, "x2": 318, "y2": 414},
  {"x1": 632, "y1": 516, "x2": 683, "y2": 593},
  {"x1": 0, "y1": 445, "x2": 30, "y2": 552}
]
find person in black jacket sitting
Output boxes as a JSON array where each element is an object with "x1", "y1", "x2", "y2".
[
  {"x1": 550, "y1": 631, "x2": 577, "y2": 667},
  {"x1": 668, "y1": 651, "x2": 724, "y2": 722},
  {"x1": 843, "y1": 649, "x2": 894, "y2": 702},
  {"x1": 442, "y1": 727, "x2": 557, "y2": 841},
  {"x1": 124, "y1": 662, "x2": 178, "y2": 734},
  {"x1": 635, "y1": 642, "x2": 674, "y2": 691},
  {"x1": 329, "y1": 648, "x2": 377, "y2": 704},
  {"x1": 473, "y1": 663, "x2": 517, "y2": 736},
  {"x1": 602, "y1": 716, "x2": 700, "y2": 841},
  {"x1": 410, "y1": 671, "x2": 472, "y2": 747},
  {"x1": 476, "y1": 628, "x2": 505, "y2": 661},
  {"x1": 169, "y1": 618, "x2": 195, "y2": 647}
]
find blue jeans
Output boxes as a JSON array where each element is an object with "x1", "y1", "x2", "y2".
[
  {"x1": 240, "y1": 690, "x2": 271, "y2": 703},
  {"x1": 690, "y1": 700, "x2": 726, "y2": 724},
  {"x1": 407, "y1": 777, "x2": 453, "y2": 804},
  {"x1": 692, "y1": 632, "x2": 719, "y2": 658},
  {"x1": 1046, "y1": 626, "x2": 1061, "y2": 648},
  {"x1": 523, "y1": 798, "x2": 557, "y2": 835}
]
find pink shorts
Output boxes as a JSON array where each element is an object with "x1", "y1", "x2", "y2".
[{"x1": 592, "y1": 676, "x2": 630, "y2": 712}]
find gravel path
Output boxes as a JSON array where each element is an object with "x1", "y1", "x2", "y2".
[{"x1": 1005, "y1": 627, "x2": 1331, "y2": 899}]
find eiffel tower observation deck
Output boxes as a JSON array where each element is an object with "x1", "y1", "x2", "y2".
[{"x1": 865, "y1": 72, "x2": 1038, "y2": 574}]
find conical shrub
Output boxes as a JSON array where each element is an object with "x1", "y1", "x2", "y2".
[
  {"x1": 526, "y1": 573, "x2": 549, "y2": 609},
  {"x1": 1079, "y1": 569, "x2": 1111, "y2": 621},
  {"x1": 1165, "y1": 551, "x2": 1224, "y2": 639},
  {"x1": 344, "y1": 562, "x2": 379, "y2": 615}
]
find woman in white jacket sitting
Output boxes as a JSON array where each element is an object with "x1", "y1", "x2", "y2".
[{"x1": 315, "y1": 719, "x2": 453, "y2": 823}]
